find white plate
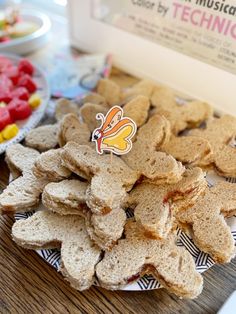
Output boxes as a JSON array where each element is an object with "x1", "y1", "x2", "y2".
[
  {"x1": 0, "y1": 9, "x2": 51, "y2": 55},
  {"x1": 0, "y1": 53, "x2": 50, "y2": 154},
  {"x1": 14, "y1": 171, "x2": 236, "y2": 291}
]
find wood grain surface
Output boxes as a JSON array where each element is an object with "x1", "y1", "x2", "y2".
[
  {"x1": 0, "y1": 9, "x2": 236, "y2": 314},
  {"x1": 0, "y1": 184, "x2": 236, "y2": 314}
]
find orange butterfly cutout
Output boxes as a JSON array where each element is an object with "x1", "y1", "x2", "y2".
[{"x1": 92, "y1": 106, "x2": 137, "y2": 155}]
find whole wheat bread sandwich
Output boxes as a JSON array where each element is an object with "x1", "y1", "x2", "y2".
[
  {"x1": 81, "y1": 92, "x2": 108, "y2": 108},
  {"x1": 5, "y1": 143, "x2": 40, "y2": 179},
  {"x1": 12, "y1": 211, "x2": 101, "y2": 290},
  {"x1": 42, "y1": 179, "x2": 127, "y2": 250},
  {"x1": 61, "y1": 142, "x2": 138, "y2": 214},
  {"x1": 123, "y1": 115, "x2": 185, "y2": 184},
  {"x1": 33, "y1": 148, "x2": 71, "y2": 181},
  {"x1": 97, "y1": 79, "x2": 121, "y2": 106},
  {"x1": 42, "y1": 179, "x2": 89, "y2": 216},
  {"x1": 80, "y1": 103, "x2": 108, "y2": 132},
  {"x1": 177, "y1": 181, "x2": 236, "y2": 263},
  {"x1": 162, "y1": 135, "x2": 213, "y2": 167},
  {"x1": 189, "y1": 115, "x2": 236, "y2": 177},
  {"x1": 151, "y1": 86, "x2": 213, "y2": 134},
  {"x1": 121, "y1": 79, "x2": 156, "y2": 101},
  {"x1": 58, "y1": 113, "x2": 91, "y2": 147},
  {"x1": 127, "y1": 167, "x2": 207, "y2": 239},
  {"x1": 123, "y1": 95, "x2": 150, "y2": 127},
  {"x1": 0, "y1": 172, "x2": 48, "y2": 214},
  {"x1": 85, "y1": 207, "x2": 126, "y2": 251},
  {"x1": 25, "y1": 124, "x2": 59, "y2": 152},
  {"x1": 55, "y1": 98, "x2": 79, "y2": 121},
  {"x1": 96, "y1": 220, "x2": 203, "y2": 299}
]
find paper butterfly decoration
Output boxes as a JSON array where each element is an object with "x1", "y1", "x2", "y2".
[{"x1": 92, "y1": 106, "x2": 137, "y2": 155}]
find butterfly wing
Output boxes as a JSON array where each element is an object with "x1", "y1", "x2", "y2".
[
  {"x1": 102, "y1": 123, "x2": 135, "y2": 154},
  {"x1": 94, "y1": 105, "x2": 137, "y2": 154},
  {"x1": 99, "y1": 107, "x2": 120, "y2": 131},
  {"x1": 100, "y1": 106, "x2": 133, "y2": 137}
]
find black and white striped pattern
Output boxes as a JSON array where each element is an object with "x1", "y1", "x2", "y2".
[
  {"x1": 14, "y1": 171, "x2": 236, "y2": 291},
  {"x1": 137, "y1": 275, "x2": 161, "y2": 290}
]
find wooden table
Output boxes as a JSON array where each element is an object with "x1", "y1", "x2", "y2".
[{"x1": 1, "y1": 12, "x2": 236, "y2": 314}]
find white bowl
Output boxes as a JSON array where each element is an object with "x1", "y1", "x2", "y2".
[
  {"x1": 0, "y1": 9, "x2": 51, "y2": 55},
  {"x1": 0, "y1": 53, "x2": 50, "y2": 154}
]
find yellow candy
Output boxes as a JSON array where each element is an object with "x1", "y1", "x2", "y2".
[
  {"x1": 0, "y1": 132, "x2": 4, "y2": 143},
  {"x1": 2, "y1": 124, "x2": 19, "y2": 140},
  {"x1": 0, "y1": 102, "x2": 6, "y2": 108},
  {"x1": 29, "y1": 94, "x2": 41, "y2": 109}
]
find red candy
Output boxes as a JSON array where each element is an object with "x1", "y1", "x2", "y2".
[
  {"x1": 0, "y1": 74, "x2": 13, "y2": 92},
  {"x1": 0, "y1": 37, "x2": 11, "y2": 43},
  {"x1": 8, "y1": 99, "x2": 32, "y2": 121},
  {"x1": 18, "y1": 59, "x2": 34, "y2": 76},
  {"x1": 0, "y1": 107, "x2": 12, "y2": 131},
  {"x1": 0, "y1": 56, "x2": 39, "y2": 140},
  {"x1": 5, "y1": 66, "x2": 20, "y2": 85},
  {"x1": 0, "y1": 56, "x2": 13, "y2": 72},
  {"x1": 0, "y1": 91, "x2": 12, "y2": 103},
  {"x1": 17, "y1": 74, "x2": 37, "y2": 93},
  {"x1": 11, "y1": 87, "x2": 29, "y2": 101}
]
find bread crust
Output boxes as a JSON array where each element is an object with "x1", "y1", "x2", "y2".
[
  {"x1": 12, "y1": 211, "x2": 101, "y2": 291},
  {"x1": 96, "y1": 221, "x2": 203, "y2": 299}
]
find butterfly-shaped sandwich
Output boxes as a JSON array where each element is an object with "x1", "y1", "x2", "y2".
[{"x1": 92, "y1": 106, "x2": 137, "y2": 155}]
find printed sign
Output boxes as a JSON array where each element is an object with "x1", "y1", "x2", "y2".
[
  {"x1": 92, "y1": 106, "x2": 137, "y2": 155},
  {"x1": 92, "y1": 0, "x2": 236, "y2": 74}
]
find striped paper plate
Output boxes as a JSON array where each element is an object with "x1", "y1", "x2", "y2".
[{"x1": 15, "y1": 170, "x2": 236, "y2": 291}]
